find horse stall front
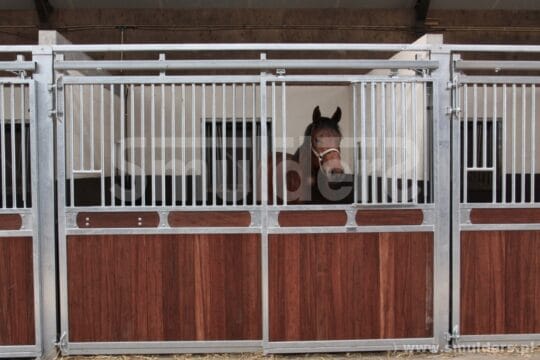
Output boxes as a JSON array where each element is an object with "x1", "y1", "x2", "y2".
[
  {"x1": 451, "y1": 51, "x2": 540, "y2": 346},
  {"x1": 0, "y1": 52, "x2": 41, "y2": 358},
  {"x1": 53, "y1": 43, "x2": 449, "y2": 355}
]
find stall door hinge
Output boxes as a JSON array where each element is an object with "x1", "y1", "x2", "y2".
[
  {"x1": 445, "y1": 325, "x2": 460, "y2": 344},
  {"x1": 56, "y1": 331, "x2": 68, "y2": 353}
]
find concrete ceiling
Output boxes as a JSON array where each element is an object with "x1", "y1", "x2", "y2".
[{"x1": 2, "y1": 0, "x2": 540, "y2": 10}]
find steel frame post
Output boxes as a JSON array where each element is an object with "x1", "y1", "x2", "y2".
[
  {"x1": 431, "y1": 49, "x2": 452, "y2": 350},
  {"x1": 33, "y1": 47, "x2": 58, "y2": 359}
]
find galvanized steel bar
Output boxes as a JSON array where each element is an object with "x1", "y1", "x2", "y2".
[
  {"x1": 151, "y1": 84, "x2": 156, "y2": 206},
  {"x1": 232, "y1": 83, "x2": 237, "y2": 206},
  {"x1": 371, "y1": 82, "x2": 377, "y2": 203},
  {"x1": 463, "y1": 85, "x2": 468, "y2": 203},
  {"x1": 100, "y1": 85, "x2": 105, "y2": 206},
  {"x1": 21, "y1": 84, "x2": 27, "y2": 207},
  {"x1": 455, "y1": 60, "x2": 540, "y2": 71},
  {"x1": 171, "y1": 84, "x2": 176, "y2": 206},
  {"x1": 242, "y1": 84, "x2": 247, "y2": 206},
  {"x1": 252, "y1": 83, "x2": 257, "y2": 205},
  {"x1": 141, "y1": 85, "x2": 146, "y2": 207},
  {"x1": 391, "y1": 82, "x2": 397, "y2": 203},
  {"x1": 532, "y1": 85, "x2": 536, "y2": 203},
  {"x1": 222, "y1": 84, "x2": 227, "y2": 205},
  {"x1": 9, "y1": 85, "x2": 16, "y2": 207},
  {"x1": 0, "y1": 85, "x2": 5, "y2": 208},
  {"x1": 482, "y1": 84, "x2": 487, "y2": 168},
  {"x1": 360, "y1": 82, "x2": 367, "y2": 204},
  {"x1": 120, "y1": 84, "x2": 126, "y2": 206},
  {"x1": 352, "y1": 83, "x2": 358, "y2": 204},
  {"x1": 201, "y1": 84, "x2": 207, "y2": 206},
  {"x1": 502, "y1": 84, "x2": 507, "y2": 203},
  {"x1": 79, "y1": 85, "x2": 84, "y2": 172},
  {"x1": 492, "y1": 84, "x2": 497, "y2": 203},
  {"x1": 160, "y1": 84, "x2": 166, "y2": 206},
  {"x1": 512, "y1": 84, "x2": 516, "y2": 203},
  {"x1": 521, "y1": 84, "x2": 526, "y2": 202},
  {"x1": 212, "y1": 83, "x2": 217, "y2": 206},
  {"x1": 381, "y1": 82, "x2": 387, "y2": 204},
  {"x1": 423, "y1": 82, "x2": 428, "y2": 203},
  {"x1": 71, "y1": 85, "x2": 75, "y2": 206},
  {"x1": 130, "y1": 84, "x2": 136, "y2": 206},
  {"x1": 192, "y1": 84, "x2": 197, "y2": 206},
  {"x1": 271, "y1": 82, "x2": 277, "y2": 206},
  {"x1": 412, "y1": 82, "x2": 417, "y2": 203},
  {"x1": 401, "y1": 82, "x2": 407, "y2": 203},
  {"x1": 90, "y1": 85, "x2": 95, "y2": 170},
  {"x1": 472, "y1": 84, "x2": 477, "y2": 169},
  {"x1": 281, "y1": 82, "x2": 287, "y2": 205},
  {"x1": 181, "y1": 84, "x2": 187, "y2": 206}
]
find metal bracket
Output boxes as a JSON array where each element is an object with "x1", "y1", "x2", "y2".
[
  {"x1": 446, "y1": 106, "x2": 461, "y2": 116},
  {"x1": 276, "y1": 68, "x2": 286, "y2": 77},
  {"x1": 56, "y1": 331, "x2": 68, "y2": 353},
  {"x1": 445, "y1": 325, "x2": 460, "y2": 344}
]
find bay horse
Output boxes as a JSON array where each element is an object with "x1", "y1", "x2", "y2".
[{"x1": 267, "y1": 106, "x2": 349, "y2": 204}]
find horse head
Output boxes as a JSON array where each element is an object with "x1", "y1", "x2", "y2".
[{"x1": 309, "y1": 106, "x2": 345, "y2": 179}]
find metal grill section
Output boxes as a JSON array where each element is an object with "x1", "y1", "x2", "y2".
[
  {"x1": 352, "y1": 79, "x2": 433, "y2": 204},
  {"x1": 457, "y1": 80, "x2": 539, "y2": 204},
  {"x1": 0, "y1": 82, "x2": 31, "y2": 209},
  {"x1": 62, "y1": 78, "x2": 263, "y2": 208}
]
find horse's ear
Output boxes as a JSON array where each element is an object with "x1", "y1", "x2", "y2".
[
  {"x1": 312, "y1": 106, "x2": 321, "y2": 123},
  {"x1": 331, "y1": 107, "x2": 342, "y2": 123}
]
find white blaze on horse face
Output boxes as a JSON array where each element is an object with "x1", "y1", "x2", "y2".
[{"x1": 314, "y1": 134, "x2": 345, "y2": 177}]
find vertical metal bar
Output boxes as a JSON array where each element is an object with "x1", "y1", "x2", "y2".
[
  {"x1": 483, "y1": 84, "x2": 487, "y2": 168},
  {"x1": 492, "y1": 84, "x2": 497, "y2": 203},
  {"x1": 120, "y1": 84, "x2": 125, "y2": 206},
  {"x1": 401, "y1": 82, "x2": 407, "y2": 203},
  {"x1": 472, "y1": 84, "x2": 477, "y2": 169},
  {"x1": 100, "y1": 85, "x2": 105, "y2": 207},
  {"x1": 242, "y1": 84, "x2": 247, "y2": 206},
  {"x1": 21, "y1": 84, "x2": 26, "y2": 207},
  {"x1": 521, "y1": 84, "x2": 526, "y2": 203},
  {"x1": 252, "y1": 83, "x2": 257, "y2": 205},
  {"x1": 212, "y1": 83, "x2": 217, "y2": 206},
  {"x1": 0, "y1": 85, "x2": 5, "y2": 208},
  {"x1": 371, "y1": 82, "x2": 377, "y2": 203},
  {"x1": 412, "y1": 82, "x2": 418, "y2": 203},
  {"x1": 391, "y1": 82, "x2": 397, "y2": 203},
  {"x1": 192, "y1": 84, "x2": 196, "y2": 206},
  {"x1": 381, "y1": 82, "x2": 387, "y2": 204},
  {"x1": 79, "y1": 85, "x2": 84, "y2": 171},
  {"x1": 161, "y1": 84, "x2": 166, "y2": 206},
  {"x1": 202, "y1": 84, "x2": 207, "y2": 206},
  {"x1": 512, "y1": 84, "x2": 516, "y2": 203},
  {"x1": 271, "y1": 82, "x2": 276, "y2": 205},
  {"x1": 531, "y1": 85, "x2": 536, "y2": 203},
  {"x1": 232, "y1": 83, "x2": 237, "y2": 206},
  {"x1": 423, "y1": 81, "x2": 428, "y2": 203},
  {"x1": 90, "y1": 85, "x2": 95, "y2": 170},
  {"x1": 110, "y1": 84, "x2": 115, "y2": 206},
  {"x1": 140, "y1": 85, "x2": 146, "y2": 207},
  {"x1": 151, "y1": 84, "x2": 156, "y2": 206},
  {"x1": 181, "y1": 83, "x2": 187, "y2": 206},
  {"x1": 130, "y1": 84, "x2": 135, "y2": 206},
  {"x1": 360, "y1": 82, "x2": 367, "y2": 204},
  {"x1": 281, "y1": 82, "x2": 287, "y2": 205},
  {"x1": 463, "y1": 85, "x2": 468, "y2": 203},
  {"x1": 502, "y1": 84, "x2": 507, "y2": 203},
  {"x1": 171, "y1": 84, "x2": 176, "y2": 206},
  {"x1": 222, "y1": 84, "x2": 227, "y2": 205},
  {"x1": 352, "y1": 83, "x2": 358, "y2": 204},
  {"x1": 10, "y1": 84, "x2": 16, "y2": 207}
]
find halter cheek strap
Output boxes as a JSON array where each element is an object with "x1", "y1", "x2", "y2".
[{"x1": 311, "y1": 146, "x2": 341, "y2": 166}]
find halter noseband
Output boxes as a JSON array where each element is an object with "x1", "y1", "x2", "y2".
[{"x1": 311, "y1": 145, "x2": 341, "y2": 166}]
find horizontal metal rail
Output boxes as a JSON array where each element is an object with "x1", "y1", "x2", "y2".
[
  {"x1": 0, "y1": 61, "x2": 35, "y2": 72},
  {"x1": 54, "y1": 59, "x2": 438, "y2": 71},
  {"x1": 455, "y1": 60, "x2": 540, "y2": 71}
]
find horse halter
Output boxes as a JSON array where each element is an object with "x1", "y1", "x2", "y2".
[{"x1": 311, "y1": 145, "x2": 341, "y2": 167}]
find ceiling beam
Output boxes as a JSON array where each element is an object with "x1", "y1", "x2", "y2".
[
  {"x1": 414, "y1": 0, "x2": 430, "y2": 36},
  {"x1": 34, "y1": 0, "x2": 54, "y2": 28}
]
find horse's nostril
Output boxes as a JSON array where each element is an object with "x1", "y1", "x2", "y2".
[{"x1": 331, "y1": 168, "x2": 344, "y2": 175}]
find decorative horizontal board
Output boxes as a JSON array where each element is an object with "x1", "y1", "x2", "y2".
[
  {"x1": 356, "y1": 209, "x2": 423, "y2": 226},
  {"x1": 278, "y1": 210, "x2": 348, "y2": 227},
  {"x1": 76, "y1": 211, "x2": 160, "y2": 228},
  {"x1": 168, "y1": 211, "x2": 251, "y2": 227},
  {"x1": 470, "y1": 208, "x2": 540, "y2": 224},
  {"x1": 0, "y1": 214, "x2": 22, "y2": 230}
]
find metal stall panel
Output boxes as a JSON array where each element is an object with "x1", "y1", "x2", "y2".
[
  {"x1": 0, "y1": 78, "x2": 41, "y2": 358},
  {"x1": 262, "y1": 74, "x2": 444, "y2": 353},
  {"x1": 55, "y1": 76, "x2": 264, "y2": 355},
  {"x1": 452, "y1": 65, "x2": 540, "y2": 347}
]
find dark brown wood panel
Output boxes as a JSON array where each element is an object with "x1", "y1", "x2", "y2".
[
  {"x1": 470, "y1": 208, "x2": 540, "y2": 224},
  {"x1": 168, "y1": 211, "x2": 251, "y2": 227},
  {"x1": 0, "y1": 214, "x2": 22, "y2": 230},
  {"x1": 269, "y1": 232, "x2": 433, "y2": 341},
  {"x1": 67, "y1": 234, "x2": 261, "y2": 341},
  {"x1": 0, "y1": 237, "x2": 35, "y2": 345},
  {"x1": 461, "y1": 231, "x2": 540, "y2": 335},
  {"x1": 77, "y1": 211, "x2": 160, "y2": 228},
  {"x1": 356, "y1": 209, "x2": 424, "y2": 226},
  {"x1": 278, "y1": 210, "x2": 348, "y2": 227}
]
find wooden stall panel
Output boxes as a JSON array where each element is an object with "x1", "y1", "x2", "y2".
[
  {"x1": 461, "y1": 231, "x2": 540, "y2": 335},
  {"x1": 269, "y1": 232, "x2": 433, "y2": 341},
  {"x1": 0, "y1": 237, "x2": 35, "y2": 345},
  {"x1": 67, "y1": 234, "x2": 261, "y2": 342}
]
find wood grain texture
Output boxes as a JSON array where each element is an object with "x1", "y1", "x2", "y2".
[
  {"x1": 278, "y1": 210, "x2": 348, "y2": 227},
  {"x1": 0, "y1": 237, "x2": 35, "y2": 345},
  {"x1": 356, "y1": 209, "x2": 424, "y2": 226},
  {"x1": 77, "y1": 211, "x2": 160, "y2": 228},
  {"x1": 461, "y1": 231, "x2": 540, "y2": 335},
  {"x1": 0, "y1": 214, "x2": 22, "y2": 230},
  {"x1": 269, "y1": 232, "x2": 433, "y2": 341},
  {"x1": 67, "y1": 234, "x2": 261, "y2": 341},
  {"x1": 470, "y1": 208, "x2": 540, "y2": 224},
  {"x1": 168, "y1": 211, "x2": 251, "y2": 227}
]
